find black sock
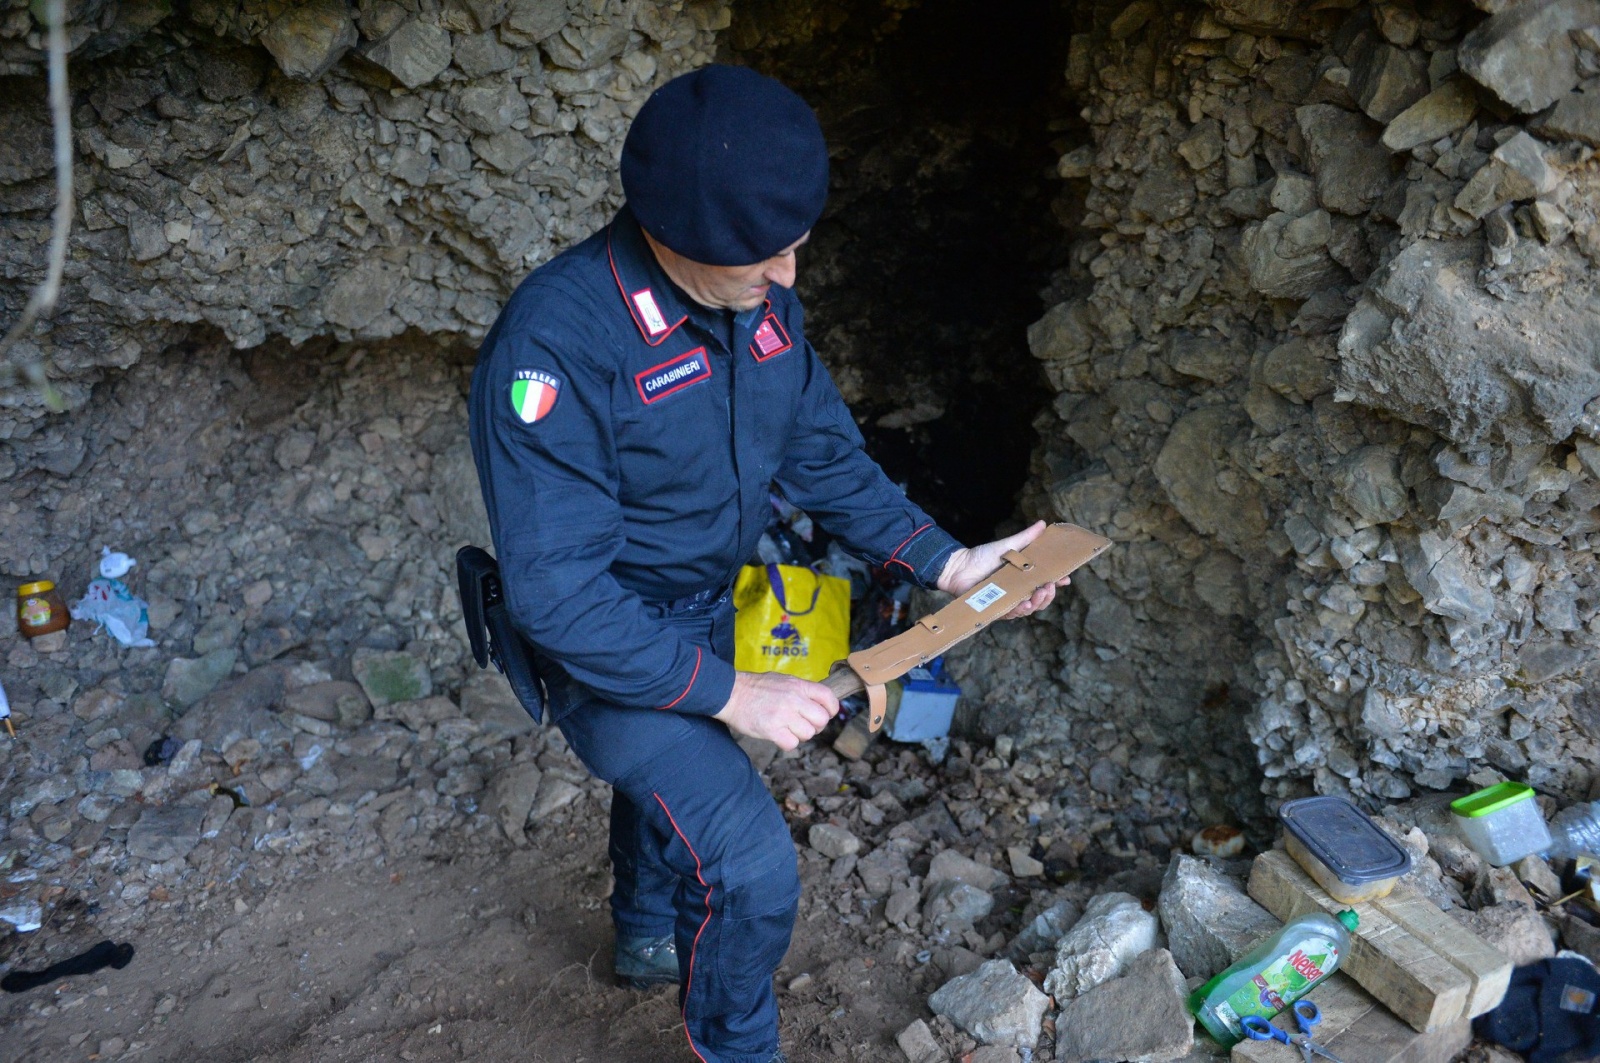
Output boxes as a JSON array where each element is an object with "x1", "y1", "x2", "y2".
[{"x1": 1, "y1": 940, "x2": 135, "y2": 993}]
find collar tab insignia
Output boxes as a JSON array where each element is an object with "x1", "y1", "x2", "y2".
[
  {"x1": 751, "y1": 314, "x2": 793, "y2": 362},
  {"x1": 632, "y1": 289, "x2": 670, "y2": 336}
]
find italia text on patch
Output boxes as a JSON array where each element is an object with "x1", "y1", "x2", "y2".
[{"x1": 510, "y1": 368, "x2": 562, "y2": 423}]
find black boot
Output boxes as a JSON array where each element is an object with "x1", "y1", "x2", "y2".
[{"x1": 613, "y1": 933, "x2": 679, "y2": 989}]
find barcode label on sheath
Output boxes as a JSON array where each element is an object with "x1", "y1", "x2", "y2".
[{"x1": 965, "y1": 583, "x2": 1006, "y2": 612}]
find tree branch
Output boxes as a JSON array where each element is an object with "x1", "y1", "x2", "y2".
[{"x1": 0, "y1": 0, "x2": 73, "y2": 408}]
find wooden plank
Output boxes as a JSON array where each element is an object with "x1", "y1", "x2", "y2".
[
  {"x1": 1326, "y1": 1013, "x2": 1472, "y2": 1063},
  {"x1": 1371, "y1": 889, "x2": 1510, "y2": 1019},
  {"x1": 1232, "y1": 971, "x2": 1376, "y2": 1063},
  {"x1": 831, "y1": 714, "x2": 875, "y2": 760},
  {"x1": 1248, "y1": 850, "x2": 1471, "y2": 1032},
  {"x1": 1232, "y1": 974, "x2": 1471, "y2": 1063}
]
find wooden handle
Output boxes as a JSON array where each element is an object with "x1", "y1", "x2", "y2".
[
  {"x1": 825, "y1": 662, "x2": 887, "y2": 748},
  {"x1": 824, "y1": 665, "x2": 865, "y2": 699}
]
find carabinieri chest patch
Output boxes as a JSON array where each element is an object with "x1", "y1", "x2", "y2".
[
  {"x1": 750, "y1": 314, "x2": 793, "y2": 362},
  {"x1": 511, "y1": 369, "x2": 561, "y2": 423},
  {"x1": 636, "y1": 348, "x2": 712, "y2": 404}
]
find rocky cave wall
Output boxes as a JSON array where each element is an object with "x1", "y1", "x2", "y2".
[
  {"x1": 1005, "y1": 0, "x2": 1600, "y2": 828},
  {"x1": 6, "y1": 0, "x2": 1600, "y2": 842},
  {"x1": 0, "y1": 0, "x2": 728, "y2": 446}
]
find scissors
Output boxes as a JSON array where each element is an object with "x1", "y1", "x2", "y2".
[{"x1": 1241, "y1": 1000, "x2": 1347, "y2": 1063}]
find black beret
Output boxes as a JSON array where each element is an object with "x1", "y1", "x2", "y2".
[{"x1": 621, "y1": 65, "x2": 829, "y2": 267}]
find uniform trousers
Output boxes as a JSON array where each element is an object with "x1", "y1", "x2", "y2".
[{"x1": 544, "y1": 595, "x2": 798, "y2": 1063}]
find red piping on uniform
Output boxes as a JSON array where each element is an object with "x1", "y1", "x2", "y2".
[
  {"x1": 607, "y1": 225, "x2": 686, "y2": 347},
  {"x1": 653, "y1": 793, "x2": 712, "y2": 1063},
  {"x1": 659, "y1": 647, "x2": 702, "y2": 710},
  {"x1": 886, "y1": 523, "x2": 932, "y2": 574}
]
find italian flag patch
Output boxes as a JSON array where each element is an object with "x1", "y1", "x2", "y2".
[{"x1": 511, "y1": 369, "x2": 561, "y2": 424}]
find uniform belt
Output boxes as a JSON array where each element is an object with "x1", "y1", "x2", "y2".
[{"x1": 653, "y1": 582, "x2": 733, "y2": 617}]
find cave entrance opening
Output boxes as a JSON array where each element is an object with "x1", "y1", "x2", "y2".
[{"x1": 732, "y1": 0, "x2": 1080, "y2": 546}]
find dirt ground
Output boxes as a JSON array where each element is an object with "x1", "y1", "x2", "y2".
[{"x1": 0, "y1": 734, "x2": 971, "y2": 1063}]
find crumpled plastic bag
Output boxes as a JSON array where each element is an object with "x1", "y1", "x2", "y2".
[
  {"x1": 71, "y1": 546, "x2": 155, "y2": 647},
  {"x1": 71, "y1": 554, "x2": 155, "y2": 648}
]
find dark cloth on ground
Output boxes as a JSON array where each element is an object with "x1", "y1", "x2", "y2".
[
  {"x1": 2, "y1": 941, "x2": 135, "y2": 993},
  {"x1": 1475, "y1": 956, "x2": 1600, "y2": 1063}
]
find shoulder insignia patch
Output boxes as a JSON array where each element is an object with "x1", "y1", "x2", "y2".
[
  {"x1": 631, "y1": 289, "x2": 670, "y2": 336},
  {"x1": 750, "y1": 314, "x2": 793, "y2": 362},
  {"x1": 636, "y1": 348, "x2": 712, "y2": 404},
  {"x1": 510, "y1": 370, "x2": 561, "y2": 423}
]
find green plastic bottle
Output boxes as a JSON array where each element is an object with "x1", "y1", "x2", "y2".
[{"x1": 1188, "y1": 909, "x2": 1359, "y2": 1046}]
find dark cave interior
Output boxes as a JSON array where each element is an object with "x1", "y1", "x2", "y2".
[{"x1": 734, "y1": 0, "x2": 1083, "y2": 546}]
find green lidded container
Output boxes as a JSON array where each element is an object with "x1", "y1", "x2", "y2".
[{"x1": 1450, "y1": 781, "x2": 1551, "y2": 866}]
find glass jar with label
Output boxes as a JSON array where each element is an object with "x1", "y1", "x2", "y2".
[{"x1": 17, "y1": 581, "x2": 69, "y2": 638}]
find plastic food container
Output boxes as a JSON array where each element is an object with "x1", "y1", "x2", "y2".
[
  {"x1": 1451, "y1": 782, "x2": 1553, "y2": 866},
  {"x1": 1279, "y1": 795, "x2": 1414, "y2": 903}
]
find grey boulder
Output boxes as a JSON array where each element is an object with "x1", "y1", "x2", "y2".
[
  {"x1": 1044, "y1": 891, "x2": 1160, "y2": 1000},
  {"x1": 259, "y1": 0, "x2": 358, "y2": 80},
  {"x1": 1382, "y1": 78, "x2": 1479, "y2": 152},
  {"x1": 1459, "y1": 0, "x2": 1600, "y2": 113},
  {"x1": 128, "y1": 805, "x2": 208, "y2": 862},
  {"x1": 365, "y1": 19, "x2": 453, "y2": 89},
  {"x1": 1054, "y1": 949, "x2": 1195, "y2": 1063},
  {"x1": 1157, "y1": 855, "x2": 1280, "y2": 980},
  {"x1": 929, "y1": 959, "x2": 1050, "y2": 1050},
  {"x1": 162, "y1": 649, "x2": 238, "y2": 708},
  {"x1": 1337, "y1": 235, "x2": 1600, "y2": 446}
]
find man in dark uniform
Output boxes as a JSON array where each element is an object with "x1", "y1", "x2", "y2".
[{"x1": 469, "y1": 64, "x2": 1068, "y2": 1063}]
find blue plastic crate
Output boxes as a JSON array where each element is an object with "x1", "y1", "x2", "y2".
[{"x1": 885, "y1": 661, "x2": 961, "y2": 743}]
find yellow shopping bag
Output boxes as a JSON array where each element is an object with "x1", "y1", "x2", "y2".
[{"x1": 733, "y1": 564, "x2": 850, "y2": 682}]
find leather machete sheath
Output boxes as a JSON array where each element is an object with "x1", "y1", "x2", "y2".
[{"x1": 822, "y1": 523, "x2": 1112, "y2": 731}]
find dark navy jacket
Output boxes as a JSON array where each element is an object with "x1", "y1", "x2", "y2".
[{"x1": 469, "y1": 208, "x2": 961, "y2": 719}]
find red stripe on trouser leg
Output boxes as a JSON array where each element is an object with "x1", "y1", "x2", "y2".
[{"x1": 653, "y1": 792, "x2": 713, "y2": 1063}]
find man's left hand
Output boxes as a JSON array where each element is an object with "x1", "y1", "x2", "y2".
[{"x1": 935, "y1": 520, "x2": 1070, "y2": 620}]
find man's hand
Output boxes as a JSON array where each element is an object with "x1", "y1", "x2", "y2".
[
  {"x1": 936, "y1": 519, "x2": 1071, "y2": 620},
  {"x1": 714, "y1": 672, "x2": 840, "y2": 751}
]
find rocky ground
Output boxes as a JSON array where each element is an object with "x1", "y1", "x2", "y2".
[
  {"x1": 0, "y1": 688, "x2": 983, "y2": 1063},
  {"x1": 2, "y1": 592, "x2": 1592, "y2": 1063},
  {"x1": 0, "y1": 327, "x2": 1595, "y2": 1059},
  {"x1": 0, "y1": 622, "x2": 1165, "y2": 1063},
  {"x1": 11, "y1": 0, "x2": 1600, "y2": 1056},
  {"x1": 0, "y1": 328, "x2": 1186, "y2": 1062}
]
